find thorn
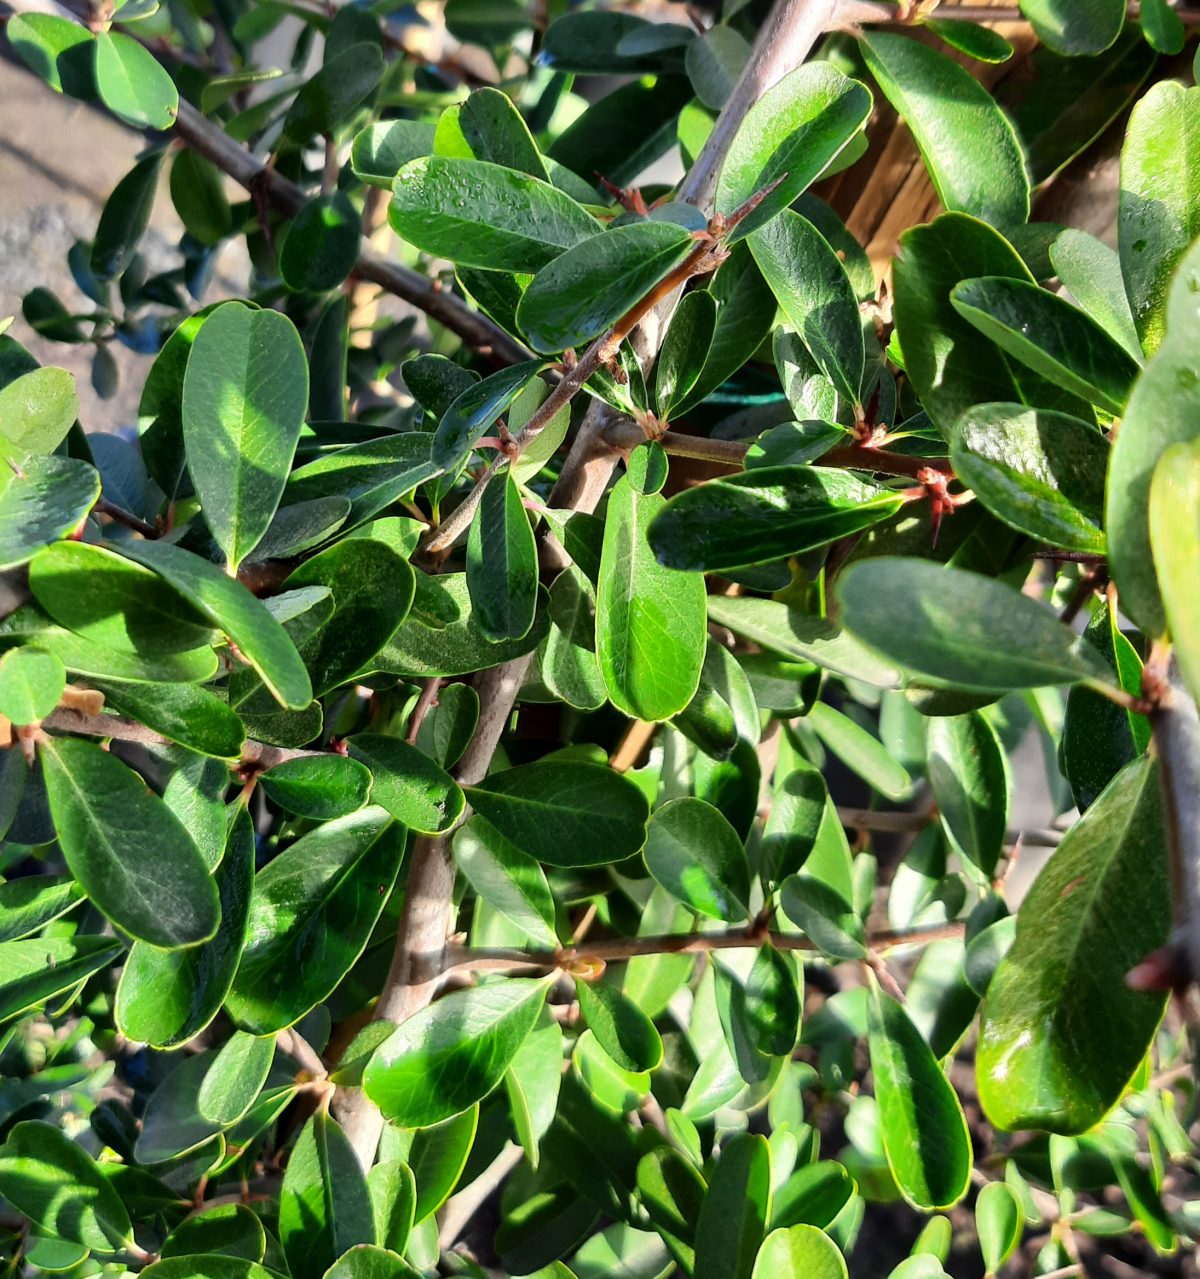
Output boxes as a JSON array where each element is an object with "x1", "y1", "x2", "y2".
[{"x1": 594, "y1": 173, "x2": 648, "y2": 216}]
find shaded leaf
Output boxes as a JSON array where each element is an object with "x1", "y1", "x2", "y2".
[
  {"x1": 346, "y1": 734, "x2": 464, "y2": 834},
  {"x1": 454, "y1": 815, "x2": 557, "y2": 948}
]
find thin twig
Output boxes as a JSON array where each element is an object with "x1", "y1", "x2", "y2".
[
  {"x1": 93, "y1": 498, "x2": 158, "y2": 539},
  {"x1": 406, "y1": 677, "x2": 443, "y2": 745}
]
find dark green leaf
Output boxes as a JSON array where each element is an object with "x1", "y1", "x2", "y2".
[
  {"x1": 859, "y1": 33, "x2": 1028, "y2": 226},
  {"x1": 467, "y1": 471, "x2": 537, "y2": 640},
  {"x1": 1019, "y1": 0, "x2": 1124, "y2": 55},
  {"x1": 433, "y1": 360, "x2": 541, "y2": 469},
  {"x1": 346, "y1": 734, "x2": 464, "y2": 834},
  {"x1": 0, "y1": 874, "x2": 83, "y2": 942},
  {"x1": 836, "y1": 558, "x2": 1110, "y2": 691},
  {"x1": 0, "y1": 455, "x2": 99, "y2": 570},
  {"x1": 575, "y1": 979, "x2": 662, "y2": 1073},
  {"x1": 368, "y1": 1160, "x2": 416, "y2": 1254},
  {"x1": 465, "y1": 760, "x2": 649, "y2": 868},
  {"x1": 323, "y1": 1246, "x2": 421, "y2": 1278},
  {"x1": 686, "y1": 25, "x2": 749, "y2": 110},
  {"x1": 716, "y1": 63, "x2": 871, "y2": 242},
  {"x1": 143, "y1": 1260, "x2": 273, "y2": 1279},
  {"x1": 457, "y1": 86, "x2": 548, "y2": 179},
  {"x1": 169, "y1": 150, "x2": 232, "y2": 246},
  {"x1": 517, "y1": 223, "x2": 695, "y2": 354},
  {"x1": 198, "y1": 1031, "x2": 275, "y2": 1125},
  {"x1": 225, "y1": 810, "x2": 403, "y2": 1034},
  {"x1": 280, "y1": 1111, "x2": 375, "y2": 1279},
  {"x1": 94, "y1": 31, "x2": 177, "y2": 130},
  {"x1": 644, "y1": 797, "x2": 750, "y2": 922},
  {"x1": 637, "y1": 1146, "x2": 705, "y2": 1260},
  {"x1": 597, "y1": 473, "x2": 706, "y2": 721},
  {"x1": 352, "y1": 120, "x2": 436, "y2": 188},
  {"x1": 977, "y1": 757, "x2": 1169, "y2": 1133},
  {"x1": 363, "y1": 978, "x2": 548, "y2": 1126},
  {"x1": 655, "y1": 290, "x2": 717, "y2": 422},
  {"x1": 259, "y1": 755, "x2": 372, "y2": 819},
  {"x1": 780, "y1": 874, "x2": 865, "y2": 960},
  {"x1": 868, "y1": 983, "x2": 971, "y2": 1209},
  {"x1": 390, "y1": 156, "x2": 598, "y2": 273},
  {"x1": 541, "y1": 565, "x2": 606, "y2": 712},
  {"x1": 41, "y1": 735, "x2": 219, "y2": 948},
  {"x1": 761, "y1": 761, "x2": 827, "y2": 883},
  {"x1": 161, "y1": 1203, "x2": 267, "y2": 1263},
  {"x1": 454, "y1": 815, "x2": 557, "y2": 948},
  {"x1": 950, "y1": 403, "x2": 1107, "y2": 553},
  {"x1": 1140, "y1": 0, "x2": 1186, "y2": 51},
  {"x1": 283, "y1": 43, "x2": 383, "y2": 143},
  {"x1": 694, "y1": 1132, "x2": 771, "y2": 1279},
  {"x1": 280, "y1": 193, "x2": 361, "y2": 293},
  {"x1": 950, "y1": 277, "x2": 1139, "y2": 414},
  {"x1": 285, "y1": 434, "x2": 441, "y2": 528},
  {"x1": 808, "y1": 701, "x2": 912, "y2": 802},
  {"x1": 924, "y1": 18, "x2": 1013, "y2": 62},
  {"x1": 96, "y1": 678, "x2": 244, "y2": 758},
  {"x1": 926, "y1": 712, "x2": 1010, "y2": 877}
]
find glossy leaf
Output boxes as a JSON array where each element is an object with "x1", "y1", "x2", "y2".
[
  {"x1": 859, "y1": 33, "x2": 1028, "y2": 227},
  {"x1": 976, "y1": 1181, "x2": 1023, "y2": 1274},
  {"x1": 6, "y1": 13, "x2": 94, "y2": 97},
  {"x1": 434, "y1": 360, "x2": 541, "y2": 469},
  {"x1": 160, "y1": 1203, "x2": 267, "y2": 1263},
  {"x1": 950, "y1": 403, "x2": 1107, "y2": 553},
  {"x1": 505, "y1": 1010, "x2": 563, "y2": 1168},
  {"x1": 753, "y1": 1225, "x2": 847, "y2": 1279},
  {"x1": 644, "y1": 797, "x2": 750, "y2": 922},
  {"x1": 467, "y1": 470, "x2": 537, "y2": 641},
  {"x1": 115, "y1": 806, "x2": 255, "y2": 1048},
  {"x1": 836, "y1": 559, "x2": 1110, "y2": 691},
  {"x1": 363, "y1": 978, "x2": 549, "y2": 1126},
  {"x1": 0, "y1": 365, "x2": 78, "y2": 462},
  {"x1": 715, "y1": 63, "x2": 872, "y2": 242},
  {"x1": 926, "y1": 712, "x2": 1010, "y2": 877},
  {"x1": 575, "y1": 979, "x2": 662, "y2": 1074},
  {"x1": 280, "y1": 1111, "x2": 375, "y2": 1279},
  {"x1": 285, "y1": 434, "x2": 441, "y2": 527},
  {"x1": 541, "y1": 565, "x2": 606, "y2": 712},
  {"x1": 780, "y1": 874, "x2": 865, "y2": 960},
  {"x1": 0, "y1": 455, "x2": 99, "y2": 571},
  {"x1": 694, "y1": 1132, "x2": 771, "y2": 1279},
  {"x1": 368, "y1": 1161, "x2": 416, "y2": 1255},
  {"x1": 517, "y1": 222, "x2": 695, "y2": 354},
  {"x1": 94, "y1": 31, "x2": 177, "y2": 129},
  {"x1": 1049, "y1": 229, "x2": 1142, "y2": 360},
  {"x1": 1019, "y1": 0, "x2": 1124, "y2": 53},
  {"x1": 258, "y1": 755, "x2": 371, "y2": 819},
  {"x1": 280, "y1": 193, "x2": 361, "y2": 293},
  {"x1": 868, "y1": 983, "x2": 971, "y2": 1210},
  {"x1": 323, "y1": 1246, "x2": 421, "y2": 1278},
  {"x1": 390, "y1": 156, "x2": 598, "y2": 273},
  {"x1": 346, "y1": 734, "x2": 464, "y2": 834},
  {"x1": 454, "y1": 815, "x2": 557, "y2": 948},
  {"x1": 597, "y1": 472, "x2": 707, "y2": 721},
  {"x1": 950, "y1": 277, "x2": 1139, "y2": 414},
  {"x1": 1150, "y1": 441, "x2": 1200, "y2": 702},
  {"x1": 0, "y1": 936, "x2": 123, "y2": 1023},
  {"x1": 352, "y1": 120, "x2": 436, "y2": 188},
  {"x1": 0, "y1": 646, "x2": 64, "y2": 724},
  {"x1": 40, "y1": 735, "x2": 219, "y2": 948},
  {"x1": 225, "y1": 810, "x2": 403, "y2": 1034},
  {"x1": 977, "y1": 757, "x2": 1169, "y2": 1133},
  {"x1": 199, "y1": 1031, "x2": 275, "y2": 1125},
  {"x1": 0, "y1": 874, "x2": 83, "y2": 942},
  {"x1": 465, "y1": 760, "x2": 649, "y2": 868},
  {"x1": 283, "y1": 43, "x2": 383, "y2": 143}
]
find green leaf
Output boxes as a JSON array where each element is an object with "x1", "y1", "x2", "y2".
[
  {"x1": 655, "y1": 289, "x2": 717, "y2": 422},
  {"x1": 761, "y1": 761, "x2": 828, "y2": 883},
  {"x1": 509, "y1": 377, "x2": 572, "y2": 485},
  {"x1": 975, "y1": 1181, "x2": 1023, "y2": 1275},
  {"x1": 454, "y1": 815, "x2": 557, "y2": 948},
  {"x1": 433, "y1": 360, "x2": 542, "y2": 470},
  {"x1": 457, "y1": 86, "x2": 549, "y2": 179},
  {"x1": 183, "y1": 301, "x2": 309, "y2": 571},
  {"x1": 0, "y1": 647, "x2": 64, "y2": 724},
  {"x1": 0, "y1": 936, "x2": 123, "y2": 1023},
  {"x1": 115, "y1": 804, "x2": 253, "y2": 1046},
  {"x1": 467, "y1": 470, "x2": 537, "y2": 641},
  {"x1": 749, "y1": 212, "x2": 863, "y2": 406},
  {"x1": 280, "y1": 193, "x2": 361, "y2": 293},
  {"x1": 199, "y1": 1031, "x2": 275, "y2": 1125},
  {"x1": 283, "y1": 42, "x2": 383, "y2": 143},
  {"x1": 926, "y1": 713, "x2": 1010, "y2": 877},
  {"x1": 323, "y1": 1246, "x2": 421, "y2": 1278},
  {"x1": 390, "y1": 156, "x2": 598, "y2": 273},
  {"x1": 404, "y1": 1106, "x2": 479, "y2": 1222},
  {"x1": 284, "y1": 538, "x2": 414, "y2": 695},
  {"x1": 285, "y1": 434, "x2": 442, "y2": 528},
  {"x1": 715, "y1": 63, "x2": 871, "y2": 242},
  {"x1": 575, "y1": 978, "x2": 662, "y2": 1074},
  {"x1": 367, "y1": 1160, "x2": 416, "y2": 1254},
  {"x1": 0, "y1": 874, "x2": 83, "y2": 942},
  {"x1": 1140, "y1": 0, "x2": 1186, "y2": 50},
  {"x1": 0, "y1": 366, "x2": 78, "y2": 462},
  {"x1": 517, "y1": 222, "x2": 695, "y2": 355},
  {"x1": 258, "y1": 755, "x2": 372, "y2": 819},
  {"x1": 753, "y1": 1225, "x2": 847, "y2": 1279},
  {"x1": 779, "y1": 874, "x2": 865, "y2": 960},
  {"x1": 169, "y1": 149, "x2": 232, "y2": 246},
  {"x1": 1019, "y1": 0, "x2": 1124, "y2": 55},
  {"x1": 1049, "y1": 228, "x2": 1142, "y2": 359},
  {"x1": 0, "y1": 1121, "x2": 131, "y2": 1252},
  {"x1": 643, "y1": 797, "x2": 750, "y2": 922},
  {"x1": 950, "y1": 403, "x2": 1107, "y2": 553},
  {"x1": 40, "y1": 735, "x2": 219, "y2": 948},
  {"x1": 6, "y1": 14, "x2": 95, "y2": 97},
  {"x1": 707, "y1": 595, "x2": 902, "y2": 689},
  {"x1": 1150, "y1": 441, "x2": 1200, "y2": 702},
  {"x1": 597, "y1": 473, "x2": 707, "y2": 721},
  {"x1": 225, "y1": 810, "x2": 403, "y2": 1034},
  {"x1": 0, "y1": 455, "x2": 99, "y2": 570},
  {"x1": 118, "y1": 539, "x2": 312, "y2": 709},
  {"x1": 637, "y1": 1145, "x2": 705, "y2": 1265},
  {"x1": 363, "y1": 978, "x2": 548, "y2": 1126},
  {"x1": 161, "y1": 1203, "x2": 267, "y2": 1263},
  {"x1": 352, "y1": 120, "x2": 436, "y2": 188},
  {"x1": 1119, "y1": 81, "x2": 1200, "y2": 356},
  {"x1": 836, "y1": 558, "x2": 1110, "y2": 691},
  {"x1": 505, "y1": 1010, "x2": 563, "y2": 1168},
  {"x1": 950, "y1": 277, "x2": 1139, "y2": 414},
  {"x1": 541, "y1": 565, "x2": 606, "y2": 712},
  {"x1": 770, "y1": 1162, "x2": 855, "y2": 1231},
  {"x1": 977, "y1": 756, "x2": 1169, "y2": 1133},
  {"x1": 465, "y1": 760, "x2": 649, "y2": 868},
  {"x1": 694, "y1": 1132, "x2": 771, "y2": 1279},
  {"x1": 346, "y1": 734, "x2": 464, "y2": 834},
  {"x1": 868, "y1": 983, "x2": 971, "y2": 1210},
  {"x1": 924, "y1": 18, "x2": 1013, "y2": 62},
  {"x1": 93, "y1": 31, "x2": 177, "y2": 129},
  {"x1": 808, "y1": 701, "x2": 912, "y2": 802},
  {"x1": 685, "y1": 25, "x2": 748, "y2": 109},
  {"x1": 859, "y1": 33, "x2": 1028, "y2": 227},
  {"x1": 280, "y1": 1111, "x2": 376, "y2": 1279},
  {"x1": 142, "y1": 1258, "x2": 272, "y2": 1278},
  {"x1": 95, "y1": 678, "x2": 244, "y2": 758}
]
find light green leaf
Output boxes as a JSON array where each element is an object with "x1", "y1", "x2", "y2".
[
  {"x1": 454, "y1": 815, "x2": 557, "y2": 948},
  {"x1": 0, "y1": 875, "x2": 83, "y2": 942},
  {"x1": 225, "y1": 810, "x2": 403, "y2": 1034},
  {"x1": 597, "y1": 473, "x2": 706, "y2": 721},
  {"x1": 1150, "y1": 441, "x2": 1200, "y2": 702},
  {"x1": 694, "y1": 1132, "x2": 771, "y2": 1279},
  {"x1": 836, "y1": 558, "x2": 1110, "y2": 691},
  {"x1": 976, "y1": 1181, "x2": 1023, "y2": 1274},
  {"x1": 280, "y1": 1111, "x2": 376, "y2": 1279},
  {"x1": 517, "y1": 222, "x2": 695, "y2": 355},
  {"x1": 467, "y1": 470, "x2": 537, "y2": 641},
  {"x1": 715, "y1": 63, "x2": 872, "y2": 242},
  {"x1": 950, "y1": 403, "x2": 1107, "y2": 553},
  {"x1": 807, "y1": 701, "x2": 912, "y2": 802},
  {"x1": 363, "y1": 978, "x2": 548, "y2": 1126},
  {"x1": 509, "y1": 377, "x2": 571, "y2": 485},
  {"x1": 541, "y1": 565, "x2": 606, "y2": 712},
  {"x1": 926, "y1": 712, "x2": 1010, "y2": 877},
  {"x1": 753, "y1": 1225, "x2": 847, "y2": 1279},
  {"x1": 199, "y1": 1031, "x2": 275, "y2": 1125},
  {"x1": 6, "y1": 13, "x2": 94, "y2": 97},
  {"x1": 779, "y1": 874, "x2": 865, "y2": 960},
  {"x1": 924, "y1": 18, "x2": 1013, "y2": 62},
  {"x1": 0, "y1": 1122, "x2": 131, "y2": 1253},
  {"x1": 655, "y1": 290, "x2": 717, "y2": 423},
  {"x1": 182, "y1": 301, "x2": 309, "y2": 571},
  {"x1": 859, "y1": 33, "x2": 1028, "y2": 226},
  {"x1": 0, "y1": 455, "x2": 99, "y2": 570},
  {"x1": 94, "y1": 31, "x2": 177, "y2": 129},
  {"x1": 1049, "y1": 228, "x2": 1142, "y2": 359},
  {"x1": 367, "y1": 1160, "x2": 416, "y2": 1255},
  {"x1": 644, "y1": 797, "x2": 750, "y2": 922},
  {"x1": 0, "y1": 647, "x2": 64, "y2": 724},
  {"x1": 465, "y1": 760, "x2": 649, "y2": 868},
  {"x1": 161, "y1": 1202, "x2": 267, "y2": 1263},
  {"x1": 346, "y1": 734, "x2": 464, "y2": 834},
  {"x1": 0, "y1": 936, "x2": 123, "y2": 1023},
  {"x1": 977, "y1": 757, "x2": 1169, "y2": 1133},
  {"x1": 456, "y1": 86, "x2": 549, "y2": 179},
  {"x1": 505, "y1": 1010, "x2": 563, "y2": 1168},
  {"x1": 390, "y1": 156, "x2": 599, "y2": 273},
  {"x1": 868, "y1": 983, "x2": 971, "y2": 1210},
  {"x1": 0, "y1": 366, "x2": 77, "y2": 462},
  {"x1": 40, "y1": 735, "x2": 219, "y2": 948},
  {"x1": 322, "y1": 1245, "x2": 421, "y2": 1278}
]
